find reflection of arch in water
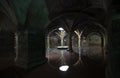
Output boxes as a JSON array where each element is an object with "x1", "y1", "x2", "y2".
[
  {"x1": 46, "y1": 25, "x2": 70, "y2": 68},
  {"x1": 45, "y1": 14, "x2": 80, "y2": 69},
  {"x1": 86, "y1": 32, "x2": 102, "y2": 59},
  {"x1": 72, "y1": 20, "x2": 108, "y2": 66},
  {"x1": 80, "y1": 22, "x2": 107, "y2": 62}
]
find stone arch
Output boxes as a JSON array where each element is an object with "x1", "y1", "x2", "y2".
[
  {"x1": 45, "y1": 13, "x2": 81, "y2": 69},
  {"x1": 78, "y1": 21, "x2": 107, "y2": 64}
]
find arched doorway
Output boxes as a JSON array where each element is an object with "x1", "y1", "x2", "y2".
[{"x1": 45, "y1": 14, "x2": 79, "y2": 69}]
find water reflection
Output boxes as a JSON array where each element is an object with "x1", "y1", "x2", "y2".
[{"x1": 46, "y1": 48, "x2": 79, "y2": 69}]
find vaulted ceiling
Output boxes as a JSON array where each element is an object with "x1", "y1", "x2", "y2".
[
  {"x1": 45, "y1": 0, "x2": 112, "y2": 19},
  {"x1": 0, "y1": 0, "x2": 49, "y2": 32},
  {"x1": 0, "y1": 0, "x2": 119, "y2": 32}
]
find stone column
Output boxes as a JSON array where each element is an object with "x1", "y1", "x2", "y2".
[
  {"x1": 15, "y1": 30, "x2": 28, "y2": 68},
  {"x1": 27, "y1": 31, "x2": 47, "y2": 68},
  {"x1": 15, "y1": 30, "x2": 47, "y2": 69}
]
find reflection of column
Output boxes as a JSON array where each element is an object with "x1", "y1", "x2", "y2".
[
  {"x1": 61, "y1": 50, "x2": 65, "y2": 64},
  {"x1": 74, "y1": 30, "x2": 83, "y2": 65}
]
